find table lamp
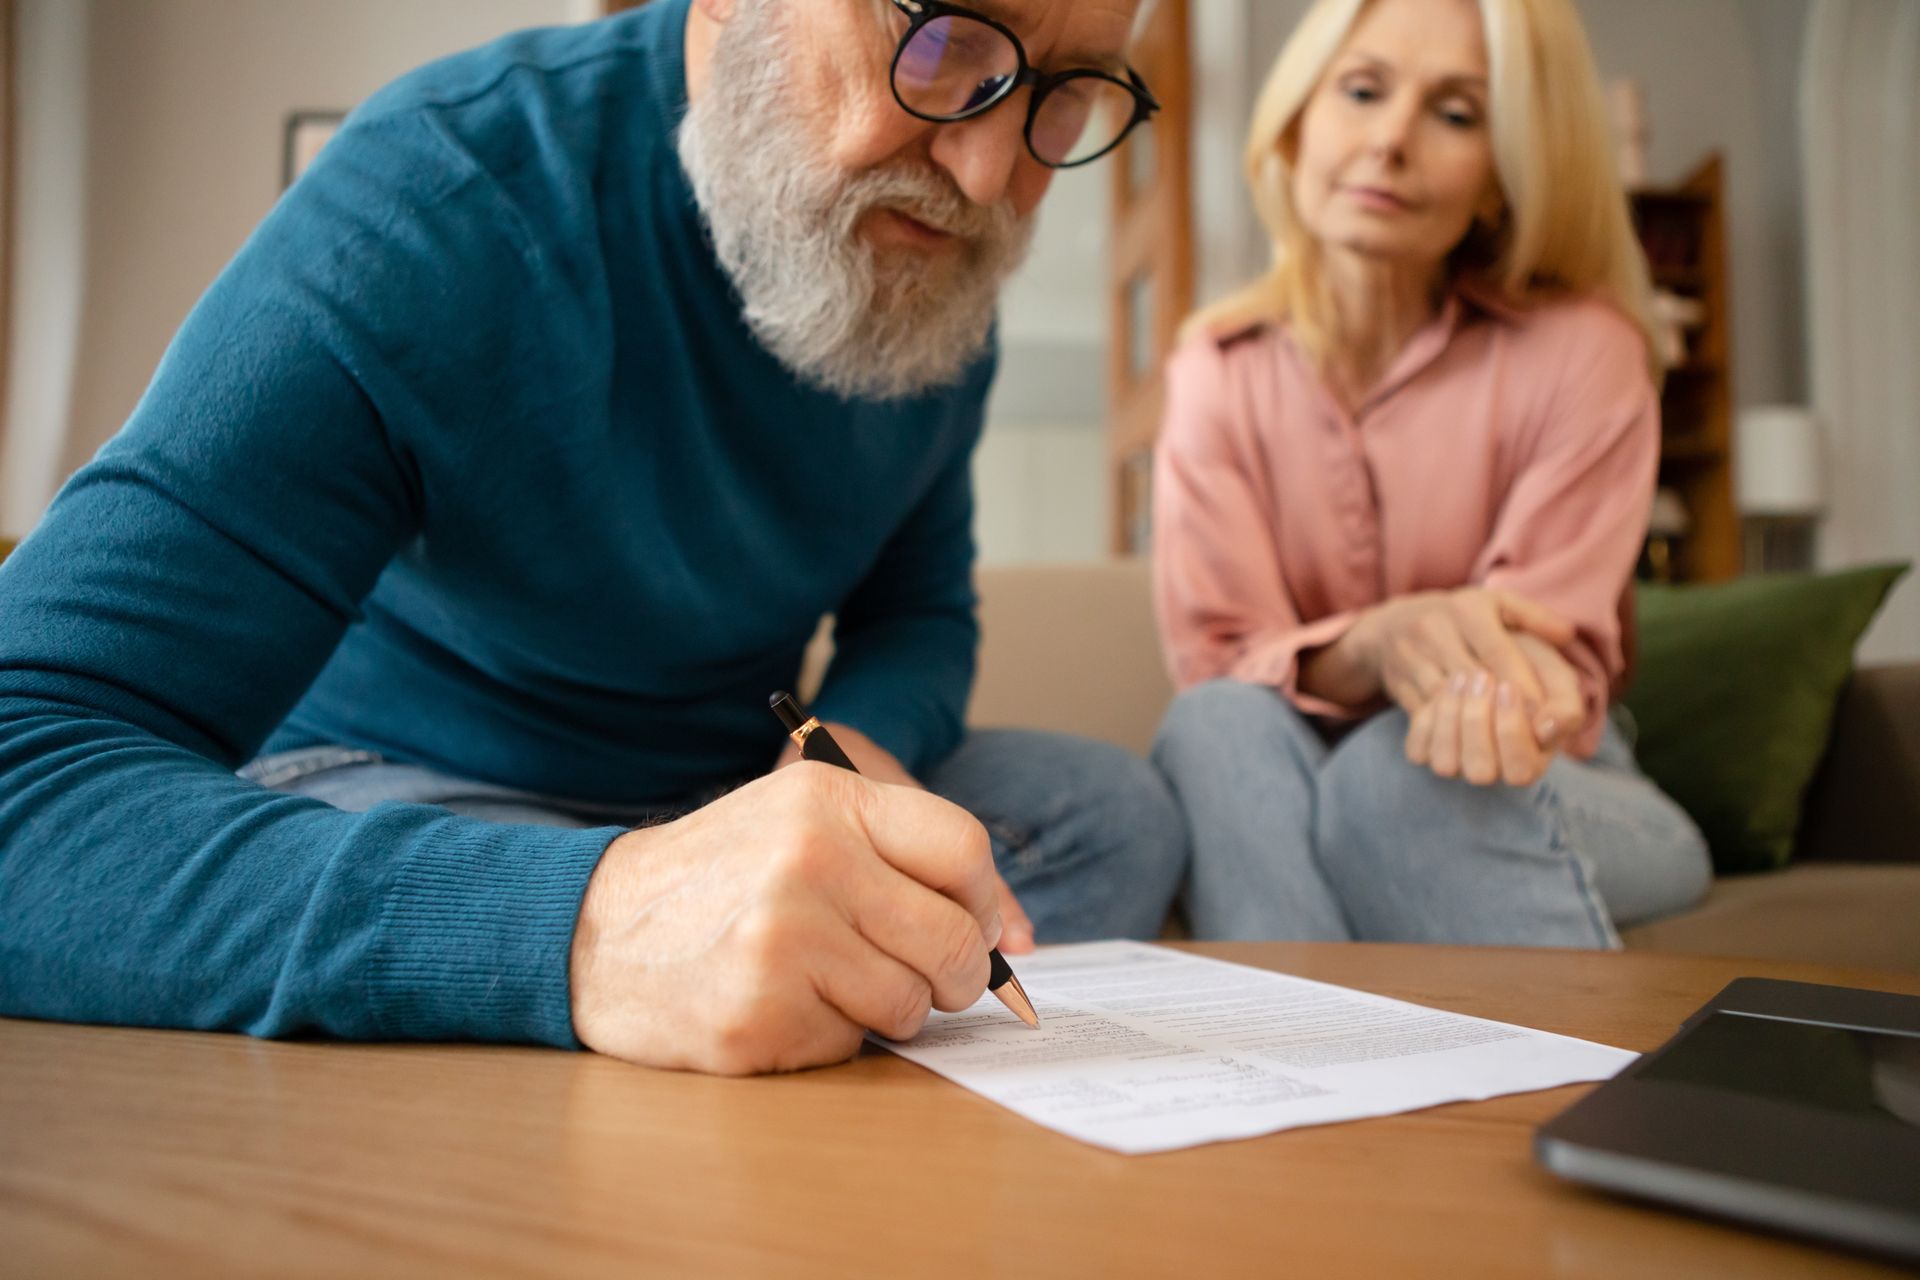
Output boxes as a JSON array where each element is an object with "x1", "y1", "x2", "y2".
[{"x1": 1736, "y1": 405, "x2": 1826, "y2": 573}]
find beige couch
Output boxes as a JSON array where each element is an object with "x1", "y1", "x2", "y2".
[{"x1": 967, "y1": 561, "x2": 1920, "y2": 974}]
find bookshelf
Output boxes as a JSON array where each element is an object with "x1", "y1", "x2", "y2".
[
  {"x1": 1630, "y1": 154, "x2": 1740, "y2": 582},
  {"x1": 1104, "y1": 0, "x2": 1194, "y2": 555}
]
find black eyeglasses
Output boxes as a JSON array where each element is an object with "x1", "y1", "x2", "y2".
[{"x1": 887, "y1": 0, "x2": 1159, "y2": 169}]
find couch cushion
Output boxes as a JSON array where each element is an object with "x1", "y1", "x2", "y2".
[
  {"x1": 1797, "y1": 664, "x2": 1920, "y2": 863},
  {"x1": 1624, "y1": 563, "x2": 1908, "y2": 873},
  {"x1": 1622, "y1": 863, "x2": 1920, "y2": 974}
]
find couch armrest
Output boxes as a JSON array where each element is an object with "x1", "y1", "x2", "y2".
[{"x1": 1796, "y1": 663, "x2": 1920, "y2": 863}]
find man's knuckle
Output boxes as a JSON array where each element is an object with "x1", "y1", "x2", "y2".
[
  {"x1": 939, "y1": 912, "x2": 984, "y2": 982},
  {"x1": 770, "y1": 833, "x2": 836, "y2": 887},
  {"x1": 960, "y1": 820, "x2": 994, "y2": 876},
  {"x1": 731, "y1": 907, "x2": 793, "y2": 973},
  {"x1": 710, "y1": 995, "x2": 779, "y2": 1073},
  {"x1": 886, "y1": 978, "x2": 933, "y2": 1038},
  {"x1": 787, "y1": 760, "x2": 855, "y2": 811}
]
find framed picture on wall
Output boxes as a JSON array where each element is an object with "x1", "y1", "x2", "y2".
[{"x1": 282, "y1": 111, "x2": 347, "y2": 189}]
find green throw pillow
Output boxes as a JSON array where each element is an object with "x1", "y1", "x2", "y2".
[{"x1": 1622, "y1": 562, "x2": 1908, "y2": 873}]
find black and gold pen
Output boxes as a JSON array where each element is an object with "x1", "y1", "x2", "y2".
[{"x1": 770, "y1": 691, "x2": 1040, "y2": 1029}]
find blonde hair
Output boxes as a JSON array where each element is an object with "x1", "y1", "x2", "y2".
[{"x1": 1188, "y1": 0, "x2": 1658, "y2": 375}]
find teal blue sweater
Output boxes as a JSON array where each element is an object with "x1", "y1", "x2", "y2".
[{"x1": 0, "y1": 0, "x2": 990, "y2": 1047}]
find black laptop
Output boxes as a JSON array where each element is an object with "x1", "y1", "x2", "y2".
[{"x1": 1535, "y1": 977, "x2": 1920, "y2": 1264}]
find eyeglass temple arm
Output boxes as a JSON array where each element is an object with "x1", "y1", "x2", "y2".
[{"x1": 1127, "y1": 66, "x2": 1160, "y2": 114}]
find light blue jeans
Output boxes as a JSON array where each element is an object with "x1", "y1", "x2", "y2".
[
  {"x1": 1150, "y1": 680, "x2": 1712, "y2": 948},
  {"x1": 241, "y1": 729, "x2": 1188, "y2": 944}
]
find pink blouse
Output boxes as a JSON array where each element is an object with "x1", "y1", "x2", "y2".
[{"x1": 1151, "y1": 287, "x2": 1658, "y2": 759}]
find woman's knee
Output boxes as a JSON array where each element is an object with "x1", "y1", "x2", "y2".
[
  {"x1": 1151, "y1": 678, "x2": 1315, "y2": 780},
  {"x1": 1318, "y1": 712, "x2": 1549, "y2": 851},
  {"x1": 1588, "y1": 785, "x2": 1715, "y2": 927}
]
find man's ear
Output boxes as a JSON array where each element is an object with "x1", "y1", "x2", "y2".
[{"x1": 694, "y1": 0, "x2": 736, "y2": 21}]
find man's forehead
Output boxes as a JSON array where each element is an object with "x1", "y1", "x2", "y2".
[{"x1": 968, "y1": 0, "x2": 1143, "y2": 71}]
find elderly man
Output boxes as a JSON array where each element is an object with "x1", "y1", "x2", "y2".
[{"x1": 0, "y1": 0, "x2": 1184, "y2": 1074}]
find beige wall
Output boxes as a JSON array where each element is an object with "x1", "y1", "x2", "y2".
[
  {"x1": 2, "y1": 0, "x2": 89, "y2": 536},
  {"x1": 2, "y1": 0, "x2": 573, "y2": 535}
]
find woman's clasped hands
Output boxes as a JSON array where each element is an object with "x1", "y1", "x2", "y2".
[{"x1": 1354, "y1": 589, "x2": 1587, "y2": 787}]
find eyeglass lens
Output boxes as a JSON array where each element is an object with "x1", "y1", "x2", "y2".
[{"x1": 893, "y1": 14, "x2": 1141, "y2": 166}]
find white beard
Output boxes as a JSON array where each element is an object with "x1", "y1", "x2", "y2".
[{"x1": 676, "y1": 3, "x2": 1034, "y2": 402}]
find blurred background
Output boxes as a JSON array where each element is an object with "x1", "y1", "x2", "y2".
[{"x1": 0, "y1": 0, "x2": 1913, "y2": 659}]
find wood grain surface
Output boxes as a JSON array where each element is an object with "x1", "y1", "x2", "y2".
[{"x1": 5, "y1": 943, "x2": 1916, "y2": 1279}]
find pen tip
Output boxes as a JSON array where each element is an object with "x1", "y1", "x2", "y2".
[{"x1": 996, "y1": 972, "x2": 1040, "y2": 1028}]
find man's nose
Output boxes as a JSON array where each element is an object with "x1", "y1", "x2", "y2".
[{"x1": 927, "y1": 93, "x2": 1036, "y2": 207}]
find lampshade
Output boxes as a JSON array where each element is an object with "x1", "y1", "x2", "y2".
[
  {"x1": 1736, "y1": 405, "x2": 1827, "y2": 517},
  {"x1": 1647, "y1": 487, "x2": 1691, "y2": 537}
]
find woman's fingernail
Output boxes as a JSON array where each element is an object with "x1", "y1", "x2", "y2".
[
  {"x1": 985, "y1": 915, "x2": 1004, "y2": 950},
  {"x1": 1497, "y1": 681, "x2": 1515, "y2": 708},
  {"x1": 1537, "y1": 716, "x2": 1558, "y2": 741},
  {"x1": 1450, "y1": 673, "x2": 1468, "y2": 695},
  {"x1": 1470, "y1": 672, "x2": 1490, "y2": 697}
]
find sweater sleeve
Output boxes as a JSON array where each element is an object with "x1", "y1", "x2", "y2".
[
  {"x1": 1152, "y1": 337, "x2": 1365, "y2": 717},
  {"x1": 809, "y1": 371, "x2": 990, "y2": 776},
  {"x1": 1472, "y1": 306, "x2": 1660, "y2": 758},
  {"x1": 0, "y1": 111, "x2": 618, "y2": 1047}
]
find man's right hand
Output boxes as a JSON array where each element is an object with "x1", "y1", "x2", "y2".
[{"x1": 568, "y1": 762, "x2": 1005, "y2": 1075}]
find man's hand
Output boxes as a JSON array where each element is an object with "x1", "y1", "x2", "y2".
[
  {"x1": 772, "y1": 720, "x2": 1035, "y2": 951},
  {"x1": 773, "y1": 721, "x2": 917, "y2": 788},
  {"x1": 569, "y1": 762, "x2": 1011, "y2": 1075}
]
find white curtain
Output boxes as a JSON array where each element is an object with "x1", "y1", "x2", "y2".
[
  {"x1": 0, "y1": 0, "x2": 90, "y2": 541},
  {"x1": 1801, "y1": 0, "x2": 1920, "y2": 662}
]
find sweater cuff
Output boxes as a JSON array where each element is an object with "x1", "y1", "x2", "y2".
[{"x1": 364, "y1": 809, "x2": 622, "y2": 1048}]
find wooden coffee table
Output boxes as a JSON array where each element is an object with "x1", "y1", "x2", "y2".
[{"x1": 4, "y1": 944, "x2": 1916, "y2": 1278}]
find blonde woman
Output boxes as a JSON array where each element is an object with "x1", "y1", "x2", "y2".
[{"x1": 1149, "y1": 0, "x2": 1710, "y2": 945}]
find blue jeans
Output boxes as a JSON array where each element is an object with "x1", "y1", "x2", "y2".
[
  {"x1": 1150, "y1": 680, "x2": 1712, "y2": 947},
  {"x1": 241, "y1": 729, "x2": 1187, "y2": 944}
]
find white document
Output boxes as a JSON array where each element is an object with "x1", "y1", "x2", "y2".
[{"x1": 877, "y1": 941, "x2": 1635, "y2": 1154}]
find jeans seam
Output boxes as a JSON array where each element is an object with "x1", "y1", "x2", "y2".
[
  {"x1": 1535, "y1": 779, "x2": 1622, "y2": 949},
  {"x1": 985, "y1": 818, "x2": 1040, "y2": 873}
]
